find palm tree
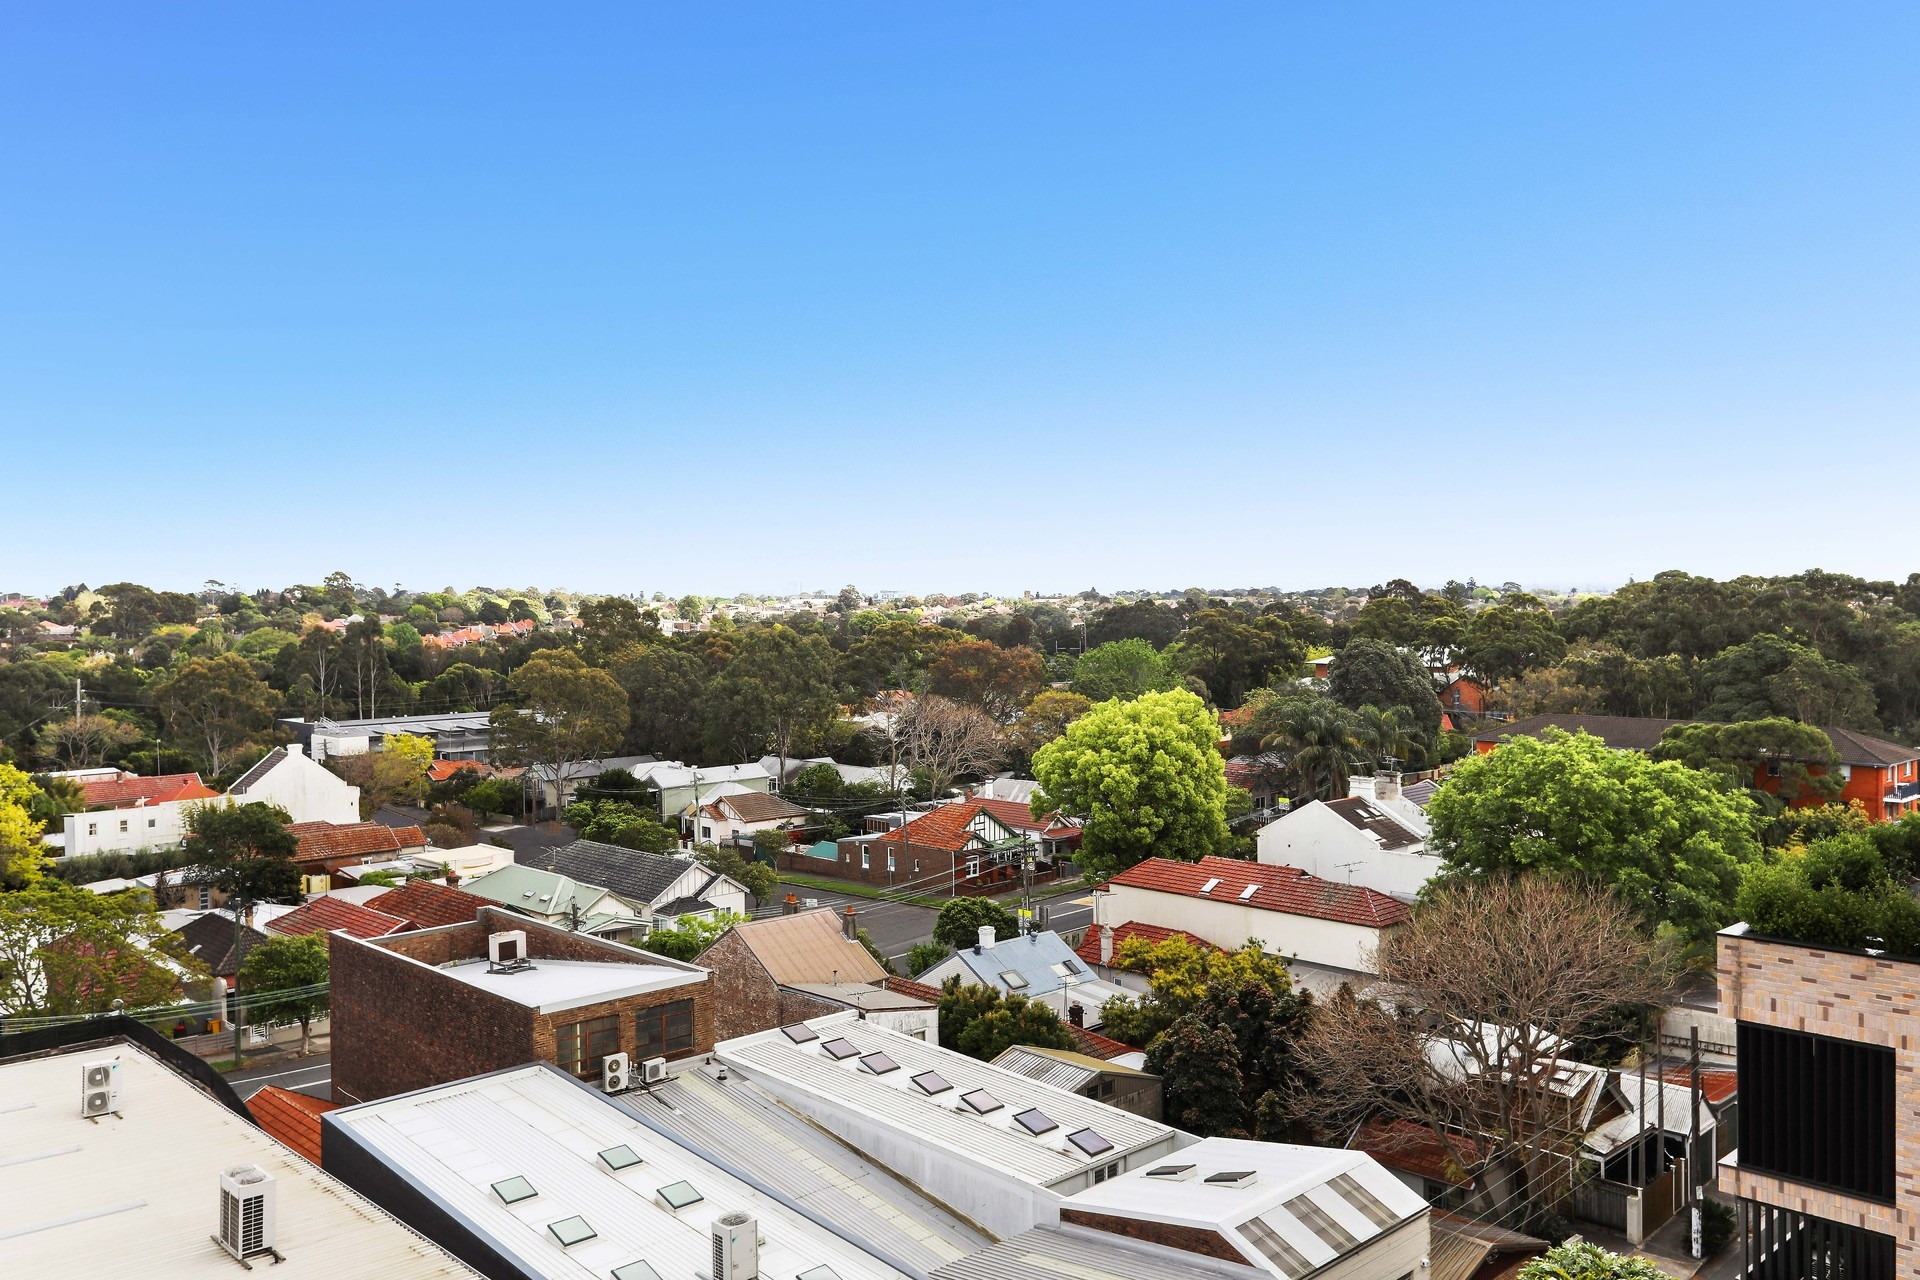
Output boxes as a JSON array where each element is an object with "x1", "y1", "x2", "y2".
[
  {"x1": 1351, "y1": 704, "x2": 1428, "y2": 773},
  {"x1": 1262, "y1": 699, "x2": 1363, "y2": 802}
]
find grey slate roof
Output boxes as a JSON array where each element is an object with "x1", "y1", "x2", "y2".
[
  {"x1": 173, "y1": 912, "x2": 269, "y2": 978},
  {"x1": 1322, "y1": 796, "x2": 1423, "y2": 850},
  {"x1": 947, "y1": 930, "x2": 1089, "y2": 997},
  {"x1": 518, "y1": 838, "x2": 692, "y2": 905},
  {"x1": 226, "y1": 747, "x2": 286, "y2": 795},
  {"x1": 1479, "y1": 713, "x2": 1918, "y2": 766}
]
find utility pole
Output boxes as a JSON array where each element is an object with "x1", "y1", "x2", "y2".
[
  {"x1": 74, "y1": 677, "x2": 82, "y2": 725},
  {"x1": 1690, "y1": 1026, "x2": 1703, "y2": 1259}
]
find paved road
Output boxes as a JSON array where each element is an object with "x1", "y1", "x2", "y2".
[
  {"x1": 226, "y1": 1054, "x2": 332, "y2": 1102},
  {"x1": 781, "y1": 881, "x2": 1100, "y2": 972}
]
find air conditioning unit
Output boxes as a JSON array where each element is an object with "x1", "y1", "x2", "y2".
[
  {"x1": 80, "y1": 1059, "x2": 119, "y2": 1118},
  {"x1": 711, "y1": 1211, "x2": 759, "y2": 1280},
  {"x1": 217, "y1": 1164, "x2": 277, "y2": 1262},
  {"x1": 488, "y1": 930, "x2": 529, "y2": 969},
  {"x1": 602, "y1": 1052, "x2": 632, "y2": 1093},
  {"x1": 641, "y1": 1056, "x2": 668, "y2": 1085}
]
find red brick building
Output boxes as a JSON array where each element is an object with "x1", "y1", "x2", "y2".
[
  {"x1": 329, "y1": 906, "x2": 713, "y2": 1104},
  {"x1": 289, "y1": 819, "x2": 427, "y2": 875},
  {"x1": 779, "y1": 801, "x2": 1060, "y2": 894}
]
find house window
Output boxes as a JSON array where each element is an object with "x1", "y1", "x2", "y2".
[
  {"x1": 861, "y1": 849, "x2": 870, "y2": 870},
  {"x1": 913, "y1": 860, "x2": 920, "y2": 875},
  {"x1": 965, "y1": 857, "x2": 980, "y2": 878},
  {"x1": 118, "y1": 819, "x2": 129, "y2": 834},
  {"x1": 198, "y1": 887, "x2": 212, "y2": 909},
  {"x1": 887, "y1": 852, "x2": 896, "y2": 872},
  {"x1": 635, "y1": 998, "x2": 696, "y2": 1058},
  {"x1": 147, "y1": 818, "x2": 156, "y2": 828},
  {"x1": 1738, "y1": 1021, "x2": 1894, "y2": 1202},
  {"x1": 557, "y1": 1015, "x2": 621, "y2": 1079},
  {"x1": 88, "y1": 823, "x2": 97, "y2": 836},
  {"x1": 701, "y1": 826, "x2": 711, "y2": 840}
]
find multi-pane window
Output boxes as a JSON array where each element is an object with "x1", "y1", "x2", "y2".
[
  {"x1": 557, "y1": 1015, "x2": 620, "y2": 1078},
  {"x1": 636, "y1": 999, "x2": 695, "y2": 1058}
]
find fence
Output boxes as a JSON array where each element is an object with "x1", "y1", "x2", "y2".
[{"x1": 1571, "y1": 1159, "x2": 1687, "y2": 1245}]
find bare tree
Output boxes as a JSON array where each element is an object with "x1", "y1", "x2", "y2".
[
  {"x1": 1293, "y1": 876, "x2": 1675, "y2": 1226},
  {"x1": 868, "y1": 694, "x2": 1004, "y2": 800}
]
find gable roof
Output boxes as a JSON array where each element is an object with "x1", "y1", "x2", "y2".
[
  {"x1": 968, "y1": 797, "x2": 1079, "y2": 839},
  {"x1": 1107, "y1": 856, "x2": 1412, "y2": 929},
  {"x1": 266, "y1": 895, "x2": 410, "y2": 940},
  {"x1": 946, "y1": 929, "x2": 1094, "y2": 996},
  {"x1": 363, "y1": 879, "x2": 489, "y2": 929},
  {"x1": 1067, "y1": 1024, "x2": 1142, "y2": 1060},
  {"x1": 1479, "y1": 713, "x2": 1919, "y2": 767},
  {"x1": 171, "y1": 912, "x2": 268, "y2": 978},
  {"x1": 1822, "y1": 725, "x2": 1920, "y2": 767},
  {"x1": 77, "y1": 771, "x2": 218, "y2": 808},
  {"x1": 1074, "y1": 920, "x2": 1222, "y2": 968},
  {"x1": 519, "y1": 838, "x2": 697, "y2": 904},
  {"x1": 226, "y1": 746, "x2": 287, "y2": 794},
  {"x1": 245, "y1": 1085, "x2": 338, "y2": 1165},
  {"x1": 1401, "y1": 778, "x2": 1440, "y2": 808},
  {"x1": 707, "y1": 790, "x2": 812, "y2": 825},
  {"x1": 1320, "y1": 796, "x2": 1425, "y2": 850},
  {"x1": 886, "y1": 802, "x2": 1018, "y2": 853},
  {"x1": 1349, "y1": 1116, "x2": 1487, "y2": 1187},
  {"x1": 720, "y1": 908, "x2": 888, "y2": 985},
  {"x1": 884, "y1": 973, "x2": 944, "y2": 1003},
  {"x1": 461, "y1": 862, "x2": 631, "y2": 920},
  {"x1": 288, "y1": 820, "x2": 426, "y2": 867}
]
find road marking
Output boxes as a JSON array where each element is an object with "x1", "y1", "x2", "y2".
[{"x1": 233, "y1": 1063, "x2": 332, "y2": 1088}]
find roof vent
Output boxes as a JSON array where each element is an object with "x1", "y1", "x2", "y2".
[
  {"x1": 1145, "y1": 1163, "x2": 1197, "y2": 1181},
  {"x1": 1205, "y1": 1169, "x2": 1259, "y2": 1189},
  {"x1": 487, "y1": 930, "x2": 530, "y2": 972},
  {"x1": 217, "y1": 1164, "x2": 278, "y2": 1262},
  {"x1": 712, "y1": 1211, "x2": 759, "y2": 1279}
]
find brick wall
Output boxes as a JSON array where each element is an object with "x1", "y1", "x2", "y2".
[
  {"x1": 1059, "y1": 1208, "x2": 1244, "y2": 1263},
  {"x1": 1717, "y1": 928, "x2": 1920, "y2": 1274}
]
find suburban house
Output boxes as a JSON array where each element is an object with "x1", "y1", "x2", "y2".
[
  {"x1": 759, "y1": 754, "x2": 909, "y2": 790},
  {"x1": 1225, "y1": 755, "x2": 1289, "y2": 810},
  {"x1": 362, "y1": 878, "x2": 491, "y2": 931},
  {"x1": 966, "y1": 796, "x2": 1084, "y2": 862},
  {"x1": 267, "y1": 895, "x2": 410, "y2": 942},
  {"x1": 458, "y1": 863, "x2": 651, "y2": 942},
  {"x1": 1075, "y1": 920, "x2": 1220, "y2": 992},
  {"x1": 517, "y1": 838, "x2": 751, "y2": 922},
  {"x1": 226, "y1": 743, "x2": 361, "y2": 825},
  {"x1": 289, "y1": 818, "x2": 427, "y2": 877},
  {"x1": 630, "y1": 759, "x2": 774, "y2": 824},
  {"x1": 693, "y1": 788, "x2": 812, "y2": 846},
  {"x1": 990, "y1": 1044, "x2": 1164, "y2": 1121},
  {"x1": 694, "y1": 906, "x2": 938, "y2": 1042},
  {"x1": 794, "y1": 801, "x2": 1048, "y2": 894},
  {"x1": 1095, "y1": 855, "x2": 1412, "y2": 981},
  {"x1": 54, "y1": 768, "x2": 220, "y2": 857},
  {"x1": 1255, "y1": 771, "x2": 1434, "y2": 901},
  {"x1": 329, "y1": 906, "x2": 714, "y2": 1104},
  {"x1": 916, "y1": 928, "x2": 1134, "y2": 1031},
  {"x1": 171, "y1": 911, "x2": 268, "y2": 979},
  {"x1": 278, "y1": 711, "x2": 493, "y2": 762},
  {"x1": 1476, "y1": 712, "x2": 1920, "y2": 822}
]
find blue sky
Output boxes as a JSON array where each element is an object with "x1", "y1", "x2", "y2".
[{"x1": 3, "y1": 4, "x2": 1917, "y2": 597}]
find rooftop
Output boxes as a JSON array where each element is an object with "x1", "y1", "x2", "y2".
[
  {"x1": 267, "y1": 895, "x2": 410, "y2": 941},
  {"x1": 428, "y1": 955, "x2": 704, "y2": 1014},
  {"x1": 246, "y1": 1085, "x2": 339, "y2": 1165},
  {"x1": 1106, "y1": 857, "x2": 1412, "y2": 929},
  {"x1": 364, "y1": 879, "x2": 491, "y2": 930},
  {"x1": 885, "y1": 802, "x2": 1020, "y2": 852},
  {"x1": 289, "y1": 820, "x2": 427, "y2": 867},
  {"x1": 716, "y1": 1014, "x2": 1175, "y2": 1190},
  {"x1": 0, "y1": 1039, "x2": 478, "y2": 1279},
  {"x1": 1075, "y1": 921, "x2": 1221, "y2": 969},
  {"x1": 932, "y1": 1225, "x2": 1263, "y2": 1280},
  {"x1": 77, "y1": 770, "x2": 219, "y2": 808},
  {"x1": 1476, "y1": 713, "x2": 1920, "y2": 766},
  {"x1": 462, "y1": 862, "x2": 633, "y2": 920},
  {"x1": 1320, "y1": 796, "x2": 1424, "y2": 850},
  {"x1": 991, "y1": 1045, "x2": 1155, "y2": 1093},
  {"x1": 518, "y1": 839, "x2": 700, "y2": 906},
  {"x1": 722, "y1": 908, "x2": 889, "y2": 986},
  {"x1": 325, "y1": 1062, "x2": 910, "y2": 1280}
]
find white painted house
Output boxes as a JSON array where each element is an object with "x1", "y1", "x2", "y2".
[
  {"x1": 225, "y1": 743, "x2": 362, "y2": 825},
  {"x1": 1097, "y1": 855, "x2": 1411, "y2": 976},
  {"x1": 53, "y1": 769, "x2": 221, "y2": 858},
  {"x1": 1255, "y1": 772, "x2": 1435, "y2": 901}
]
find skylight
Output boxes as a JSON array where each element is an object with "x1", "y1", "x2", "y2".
[
  {"x1": 1199, "y1": 877, "x2": 1222, "y2": 895},
  {"x1": 1238, "y1": 884, "x2": 1259, "y2": 902},
  {"x1": 1068, "y1": 1128, "x2": 1113, "y2": 1156},
  {"x1": 546, "y1": 1216, "x2": 597, "y2": 1247},
  {"x1": 1206, "y1": 1170, "x2": 1258, "y2": 1188},
  {"x1": 597, "y1": 1145, "x2": 642, "y2": 1170},
  {"x1": 1145, "y1": 1164, "x2": 1196, "y2": 1180},
  {"x1": 912, "y1": 1070, "x2": 952, "y2": 1095},
  {"x1": 489, "y1": 1176, "x2": 536, "y2": 1204},
  {"x1": 613, "y1": 1263, "x2": 665, "y2": 1280},
  {"x1": 781, "y1": 1023, "x2": 821, "y2": 1044},
  {"x1": 1240, "y1": 1215, "x2": 1313, "y2": 1279},
  {"x1": 1013, "y1": 1108, "x2": 1059, "y2": 1136},
  {"x1": 821, "y1": 1038, "x2": 860, "y2": 1060},
  {"x1": 1051, "y1": 959, "x2": 1083, "y2": 977},
  {"x1": 860, "y1": 1052, "x2": 900, "y2": 1075},
  {"x1": 656, "y1": 1180, "x2": 704, "y2": 1210},
  {"x1": 998, "y1": 970, "x2": 1030, "y2": 989},
  {"x1": 1328, "y1": 1173, "x2": 1400, "y2": 1229},
  {"x1": 961, "y1": 1089, "x2": 1003, "y2": 1114},
  {"x1": 798, "y1": 1268, "x2": 845, "y2": 1280},
  {"x1": 1284, "y1": 1193, "x2": 1360, "y2": 1250}
]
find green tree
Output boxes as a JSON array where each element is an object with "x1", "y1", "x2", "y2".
[
  {"x1": 610, "y1": 643, "x2": 711, "y2": 761},
  {"x1": 1007, "y1": 691, "x2": 1093, "y2": 770},
  {"x1": 1070, "y1": 639, "x2": 1177, "y2": 704},
  {"x1": 1145, "y1": 1018, "x2": 1247, "y2": 1135},
  {"x1": 1427, "y1": 729, "x2": 1760, "y2": 940},
  {"x1": 1171, "y1": 610, "x2": 1305, "y2": 707},
  {"x1": 936, "y1": 979, "x2": 1075, "y2": 1060},
  {"x1": 932, "y1": 896, "x2": 1019, "y2": 950},
  {"x1": 578, "y1": 597, "x2": 657, "y2": 665},
  {"x1": 0, "y1": 880, "x2": 200, "y2": 1015},
  {"x1": 1031, "y1": 689, "x2": 1230, "y2": 878},
  {"x1": 904, "y1": 941, "x2": 949, "y2": 976},
  {"x1": 1247, "y1": 690, "x2": 1361, "y2": 802},
  {"x1": 836, "y1": 619, "x2": 966, "y2": 698},
  {"x1": 1699, "y1": 633, "x2": 1878, "y2": 728},
  {"x1": 236, "y1": 932, "x2": 330, "y2": 1055},
  {"x1": 1737, "y1": 832, "x2": 1920, "y2": 957},
  {"x1": 1517, "y1": 1240, "x2": 1675, "y2": 1280},
  {"x1": 1326, "y1": 640, "x2": 1441, "y2": 744},
  {"x1": 152, "y1": 653, "x2": 277, "y2": 774},
  {"x1": 705, "y1": 626, "x2": 839, "y2": 775},
  {"x1": 1651, "y1": 719, "x2": 1842, "y2": 812},
  {"x1": 381, "y1": 732, "x2": 435, "y2": 806},
  {"x1": 646, "y1": 910, "x2": 747, "y2": 961},
  {"x1": 489, "y1": 650, "x2": 629, "y2": 815},
  {"x1": 564, "y1": 799, "x2": 678, "y2": 853},
  {"x1": 693, "y1": 841, "x2": 777, "y2": 905},
  {"x1": 0, "y1": 762, "x2": 50, "y2": 889},
  {"x1": 1460, "y1": 600, "x2": 1567, "y2": 688},
  {"x1": 927, "y1": 640, "x2": 1047, "y2": 722}
]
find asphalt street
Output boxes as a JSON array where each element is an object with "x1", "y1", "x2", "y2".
[
  {"x1": 782, "y1": 881, "x2": 1100, "y2": 972},
  {"x1": 226, "y1": 1054, "x2": 332, "y2": 1102}
]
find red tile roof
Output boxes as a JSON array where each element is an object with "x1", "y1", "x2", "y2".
[
  {"x1": 245, "y1": 1086, "x2": 338, "y2": 1164},
  {"x1": 969, "y1": 797, "x2": 1081, "y2": 841},
  {"x1": 886, "y1": 803, "x2": 1011, "y2": 853},
  {"x1": 1068, "y1": 1025, "x2": 1141, "y2": 1059},
  {"x1": 289, "y1": 820, "x2": 427, "y2": 867},
  {"x1": 1106, "y1": 856, "x2": 1412, "y2": 929},
  {"x1": 1351, "y1": 1117, "x2": 1486, "y2": 1186},
  {"x1": 364, "y1": 879, "x2": 489, "y2": 930},
  {"x1": 884, "y1": 974, "x2": 945, "y2": 1003},
  {"x1": 1645, "y1": 1063, "x2": 1738, "y2": 1105},
  {"x1": 1074, "y1": 921, "x2": 1222, "y2": 968},
  {"x1": 266, "y1": 896, "x2": 410, "y2": 940},
  {"x1": 79, "y1": 772, "x2": 219, "y2": 808}
]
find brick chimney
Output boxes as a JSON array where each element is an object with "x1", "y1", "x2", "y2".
[
  {"x1": 783, "y1": 893, "x2": 800, "y2": 916},
  {"x1": 843, "y1": 905, "x2": 858, "y2": 941},
  {"x1": 1068, "y1": 1001, "x2": 1085, "y2": 1028},
  {"x1": 1098, "y1": 923, "x2": 1114, "y2": 966},
  {"x1": 1374, "y1": 769, "x2": 1402, "y2": 806}
]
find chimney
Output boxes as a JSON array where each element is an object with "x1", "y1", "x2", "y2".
[
  {"x1": 285, "y1": 742, "x2": 304, "y2": 758},
  {"x1": 843, "y1": 905, "x2": 858, "y2": 941},
  {"x1": 977, "y1": 925, "x2": 995, "y2": 953},
  {"x1": 1098, "y1": 923, "x2": 1114, "y2": 966},
  {"x1": 1374, "y1": 770, "x2": 1402, "y2": 806},
  {"x1": 1068, "y1": 1002, "x2": 1085, "y2": 1028},
  {"x1": 783, "y1": 893, "x2": 801, "y2": 916}
]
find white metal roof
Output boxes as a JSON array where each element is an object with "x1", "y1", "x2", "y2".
[
  {"x1": 716, "y1": 1014, "x2": 1174, "y2": 1189},
  {"x1": 329, "y1": 1065, "x2": 908, "y2": 1280},
  {"x1": 430, "y1": 957, "x2": 704, "y2": 1014},
  {"x1": 0, "y1": 1041, "x2": 479, "y2": 1279},
  {"x1": 1063, "y1": 1137, "x2": 1427, "y2": 1280}
]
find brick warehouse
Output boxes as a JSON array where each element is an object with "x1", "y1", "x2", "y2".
[
  {"x1": 331, "y1": 906, "x2": 713, "y2": 1104},
  {"x1": 1718, "y1": 923, "x2": 1919, "y2": 1279}
]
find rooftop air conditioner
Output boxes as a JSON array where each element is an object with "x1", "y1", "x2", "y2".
[
  {"x1": 602, "y1": 1052, "x2": 632, "y2": 1093},
  {"x1": 487, "y1": 930, "x2": 529, "y2": 970},
  {"x1": 80, "y1": 1059, "x2": 119, "y2": 1119},
  {"x1": 641, "y1": 1056, "x2": 668, "y2": 1085},
  {"x1": 712, "y1": 1211, "x2": 759, "y2": 1280},
  {"x1": 217, "y1": 1164, "x2": 277, "y2": 1262}
]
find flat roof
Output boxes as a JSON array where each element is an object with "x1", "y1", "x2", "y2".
[
  {"x1": 432, "y1": 957, "x2": 703, "y2": 1014},
  {"x1": 0, "y1": 1040, "x2": 479, "y2": 1279},
  {"x1": 716, "y1": 1014, "x2": 1174, "y2": 1190},
  {"x1": 327, "y1": 1063, "x2": 909, "y2": 1280}
]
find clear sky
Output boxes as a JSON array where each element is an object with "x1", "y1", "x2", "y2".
[{"x1": 4, "y1": 4, "x2": 1917, "y2": 598}]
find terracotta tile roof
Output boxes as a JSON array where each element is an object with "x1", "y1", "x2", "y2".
[
  {"x1": 884, "y1": 974, "x2": 944, "y2": 1003},
  {"x1": 78, "y1": 772, "x2": 217, "y2": 808},
  {"x1": 886, "y1": 802, "x2": 1015, "y2": 853},
  {"x1": 266, "y1": 896, "x2": 410, "y2": 940},
  {"x1": 1218, "y1": 705, "x2": 1255, "y2": 727},
  {"x1": 969, "y1": 797, "x2": 1080, "y2": 840},
  {"x1": 426, "y1": 758, "x2": 488, "y2": 782},
  {"x1": 1351, "y1": 1117, "x2": 1486, "y2": 1186},
  {"x1": 1106, "y1": 855, "x2": 1412, "y2": 929},
  {"x1": 1068, "y1": 1025, "x2": 1140, "y2": 1059},
  {"x1": 1646, "y1": 1063, "x2": 1738, "y2": 1105},
  {"x1": 1074, "y1": 920, "x2": 1222, "y2": 968},
  {"x1": 245, "y1": 1086, "x2": 338, "y2": 1164},
  {"x1": 364, "y1": 879, "x2": 489, "y2": 930},
  {"x1": 289, "y1": 820, "x2": 427, "y2": 867}
]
